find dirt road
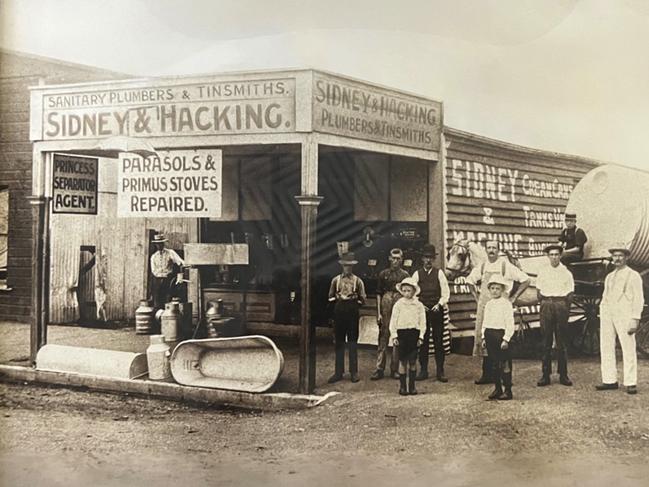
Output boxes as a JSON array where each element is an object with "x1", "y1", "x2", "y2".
[{"x1": 3, "y1": 351, "x2": 649, "y2": 486}]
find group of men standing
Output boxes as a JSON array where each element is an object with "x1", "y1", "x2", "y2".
[{"x1": 327, "y1": 210, "x2": 645, "y2": 395}]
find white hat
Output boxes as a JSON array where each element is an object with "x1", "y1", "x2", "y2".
[
  {"x1": 395, "y1": 276, "x2": 421, "y2": 296},
  {"x1": 487, "y1": 274, "x2": 508, "y2": 288}
]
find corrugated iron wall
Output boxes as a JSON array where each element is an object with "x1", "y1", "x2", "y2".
[
  {"x1": 443, "y1": 129, "x2": 598, "y2": 332},
  {"x1": 50, "y1": 192, "x2": 197, "y2": 324}
]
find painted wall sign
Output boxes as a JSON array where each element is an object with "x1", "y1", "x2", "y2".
[
  {"x1": 118, "y1": 149, "x2": 222, "y2": 218},
  {"x1": 40, "y1": 78, "x2": 295, "y2": 140},
  {"x1": 312, "y1": 72, "x2": 442, "y2": 151},
  {"x1": 51, "y1": 154, "x2": 98, "y2": 214}
]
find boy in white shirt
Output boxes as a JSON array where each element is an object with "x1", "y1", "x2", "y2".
[
  {"x1": 390, "y1": 277, "x2": 427, "y2": 396},
  {"x1": 481, "y1": 274, "x2": 516, "y2": 400}
]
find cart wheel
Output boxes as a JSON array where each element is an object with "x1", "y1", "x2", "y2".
[
  {"x1": 635, "y1": 314, "x2": 649, "y2": 358},
  {"x1": 570, "y1": 296, "x2": 601, "y2": 356}
]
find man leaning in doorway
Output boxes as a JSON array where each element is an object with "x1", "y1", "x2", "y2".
[
  {"x1": 371, "y1": 248, "x2": 410, "y2": 381},
  {"x1": 150, "y1": 233, "x2": 184, "y2": 311},
  {"x1": 411, "y1": 243, "x2": 450, "y2": 382},
  {"x1": 535, "y1": 244, "x2": 575, "y2": 387},
  {"x1": 596, "y1": 245, "x2": 644, "y2": 395},
  {"x1": 559, "y1": 211, "x2": 587, "y2": 265},
  {"x1": 466, "y1": 240, "x2": 530, "y2": 384}
]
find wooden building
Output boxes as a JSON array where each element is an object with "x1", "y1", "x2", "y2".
[{"x1": 0, "y1": 49, "x2": 124, "y2": 322}]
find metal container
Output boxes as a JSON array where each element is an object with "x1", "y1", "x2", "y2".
[
  {"x1": 135, "y1": 299, "x2": 155, "y2": 335},
  {"x1": 568, "y1": 164, "x2": 649, "y2": 265},
  {"x1": 161, "y1": 301, "x2": 181, "y2": 343},
  {"x1": 205, "y1": 300, "x2": 239, "y2": 337},
  {"x1": 146, "y1": 335, "x2": 171, "y2": 380}
]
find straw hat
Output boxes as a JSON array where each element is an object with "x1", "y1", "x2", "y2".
[
  {"x1": 152, "y1": 233, "x2": 167, "y2": 243},
  {"x1": 395, "y1": 276, "x2": 421, "y2": 296},
  {"x1": 608, "y1": 246, "x2": 631, "y2": 256},
  {"x1": 339, "y1": 252, "x2": 358, "y2": 265},
  {"x1": 487, "y1": 274, "x2": 508, "y2": 288},
  {"x1": 389, "y1": 248, "x2": 404, "y2": 259}
]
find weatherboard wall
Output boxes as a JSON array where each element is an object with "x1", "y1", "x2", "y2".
[{"x1": 443, "y1": 128, "x2": 598, "y2": 333}]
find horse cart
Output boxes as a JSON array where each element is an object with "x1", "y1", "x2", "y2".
[{"x1": 447, "y1": 164, "x2": 649, "y2": 358}]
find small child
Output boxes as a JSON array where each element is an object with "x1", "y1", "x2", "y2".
[
  {"x1": 481, "y1": 274, "x2": 515, "y2": 400},
  {"x1": 389, "y1": 277, "x2": 427, "y2": 395}
]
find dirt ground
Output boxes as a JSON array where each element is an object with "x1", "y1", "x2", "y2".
[{"x1": 2, "y1": 322, "x2": 649, "y2": 485}]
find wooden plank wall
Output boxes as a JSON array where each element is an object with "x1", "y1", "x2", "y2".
[
  {"x1": 50, "y1": 191, "x2": 197, "y2": 323},
  {"x1": 0, "y1": 49, "x2": 125, "y2": 323},
  {"x1": 443, "y1": 128, "x2": 598, "y2": 333}
]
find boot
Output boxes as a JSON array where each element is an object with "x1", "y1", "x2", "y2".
[
  {"x1": 537, "y1": 375, "x2": 551, "y2": 387},
  {"x1": 399, "y1": 374, "x2": 408, "y2": 395},
  {"x1": 416, "y1": 368, "x2": 429, "y2": 381},
  {"x1": 488, "y1": 387, "x2": 504, "y2": 400},
  {"x1": 500, "y1": 371, "x2": 513, "y2": 400},
  {"x1": 436, "y1": 365, "x2": 448, "y2": 383},
  {"x1": 475, "y1": 357, "x2": 495, "y2": 384},
  {"x1": 408, "y1": 370, "x2": 418, "y2": 395}
]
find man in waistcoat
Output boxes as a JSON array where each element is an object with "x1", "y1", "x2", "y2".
[
  {"x1": 559, "y1": 212, "x2": 588, "y2": 265},
  {"x1": 150, "y1": 233, "x2": 184, "y2": 311},
  {"x1": 412, "y1": 244, "x2": 451, "y2": 382}
]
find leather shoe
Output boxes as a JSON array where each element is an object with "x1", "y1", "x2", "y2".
[
  {"x1": 436, "y1": 374, "x2": 449, "y2": 383},
  {"x1": 559, "y1": 376, "x2": 573, "y2": 386},
  {"x1": 488, "y1": 389, "x2": 504, "y2": 400},
  {"x1": 416, "y1": 370, "x2": 429, "y2": 381},
  {"x1": 475, "y1": 376, "x2": 495, "y2": 385},
  {"x1": 392, "y1": 371, "x2": 400, "y2": 380},
  {"x1": 537, "y1": 376, "x2": 551, "y2": 387},
  {"x1": 327, "y1": 373, "x2": 343, "y2": 384},
  {"x1": 350, "y1": 373, "x2": 360, "y2": 383},
  {"x1": 370, "y1": 370, "x2": 384, "y2": 381},
  {"x1": 595, "y1": 382, "x2": 619, "y2": 391},
  {"x1": 498, "y1": 390, "x2": 513, "y2": 401},
  {"x1": 627, "y1": 385, "x2": 638, "y2": 395}
]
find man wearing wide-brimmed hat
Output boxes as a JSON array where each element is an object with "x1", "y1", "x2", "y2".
[
  {"x1": 327, "y1": 251, "x2": 367, "y2": 383},
  {"x1": 596, "y1": 245, "x2": 644, "y2": 395},
  {"x1": 411, "y1": 243, "x2": 451, "y2": 382},
  {"x1": 535, "y1": 244, "x2": 575, "y2": 387},
  {"x1": 371, "y1": 248, "x2": 410, "y2": 381},
  {"x1": 559, "y1": 211, "x2": 587, "y2": 265},
  {"x1": 150, "y1": 233, "x2": 184, "y2": 311}
]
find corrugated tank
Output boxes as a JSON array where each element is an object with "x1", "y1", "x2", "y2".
[{"x1": 567, "y1": 164, "x2": 649, "y2": 265}]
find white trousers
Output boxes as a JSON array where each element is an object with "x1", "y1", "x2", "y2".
[{"x1": 600, "y1": 313, "x2": 637, "y2": 386}]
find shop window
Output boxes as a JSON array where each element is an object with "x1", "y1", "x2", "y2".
[
  {"x1": 0, "y1": 187, "x2": 9, "y2": 288},
  {"x1": 390, "y1": 157, "x2": 428, "y2": 221},
  {"x1": 241, "y1": 155, "x2": 272, "y2": 221}
]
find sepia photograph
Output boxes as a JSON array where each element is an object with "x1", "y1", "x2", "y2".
[{"x1": 1, "y1": 1, "x2": 648, "y2": 485}]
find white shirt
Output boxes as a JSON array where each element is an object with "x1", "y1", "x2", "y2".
[
  {"x1": 536, "y1": 263, "x2": 574, "y2": 297},
  {"x1": 150, "y1": 248, "x2": 184, "y2": 278},
  {"x1": 466, "y1": 257, "x2": 530, "y2": 294},
  {"x1": 481, "y1": 297, "x2": 515, "y2": 342},
  {"x1": 600, "y1": 266, "x2": 645, "y2": 319},
  {"x1": 389, "y1": 297, "x2": 427, "y2": 343},
  {"x1": 411, "y1": 268, "x2": 451, "y2": 306}
]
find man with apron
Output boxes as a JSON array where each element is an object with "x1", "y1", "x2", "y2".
[
  {"x1": 466, "y1": 240, "x2": 530, "y2": 384},
  {"x1": 371, "y1": 248, "x2": 410, "y2": 380}
]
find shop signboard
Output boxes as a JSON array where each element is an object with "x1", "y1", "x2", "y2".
[
  {"x1": 118, "y1": 149, "x2": 222, "y2": 218},
  {"x1": 312, "y1": 72, "x2": 442, "y2": 151},
  {"x1": 39, "y1": 78, "x2": 296, "y2": 140},
  {"x1": 51, "y1": 153, "x2": 98, "y2": 214}
]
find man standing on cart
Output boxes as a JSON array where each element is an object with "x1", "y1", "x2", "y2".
[
  {"x1": 535, "y1": 244, "x2": 575, "y2": 387},
  {"x1": 466, "y1": 240, "x2": 530, "y2": 384}
]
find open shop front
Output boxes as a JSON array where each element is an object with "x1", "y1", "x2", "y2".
[{"x1": 28, "y1": 69, "x2": 444, "y2": 393}]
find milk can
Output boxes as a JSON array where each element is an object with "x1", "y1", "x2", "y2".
[
  {"x1": 135, "y1": 299, "x2": 154, "y2": 334},
  {"x1": 146, "y1": 335, "x2": 171, "y2": 380},
  {"x1": 161, "y1": 300, "x2": 181, "y2": 343}
]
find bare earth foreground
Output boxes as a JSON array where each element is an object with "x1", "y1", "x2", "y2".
[{"x1": 1, "y1": 323, "x2": 649, "y2": 485}]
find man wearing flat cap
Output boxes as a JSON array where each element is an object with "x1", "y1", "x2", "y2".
[
  {"x1": 535, "y1": 244, "x2": 575, "y2": 387},
  {"x1": 559, "y1": 212, "x2": 587, "y2": 265},
  {"x1": 411, "y1": 243, "x2": 451, "y2": 382},
  {"x1": 150, "y1": 233, "x2": 184, "y2": 311},
  {"x1": 596, "y1": 246, "x2": 644, "y2": 395},
  {"x1": 371, "y1": 248, "x2": 410, "y2": 380}
]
